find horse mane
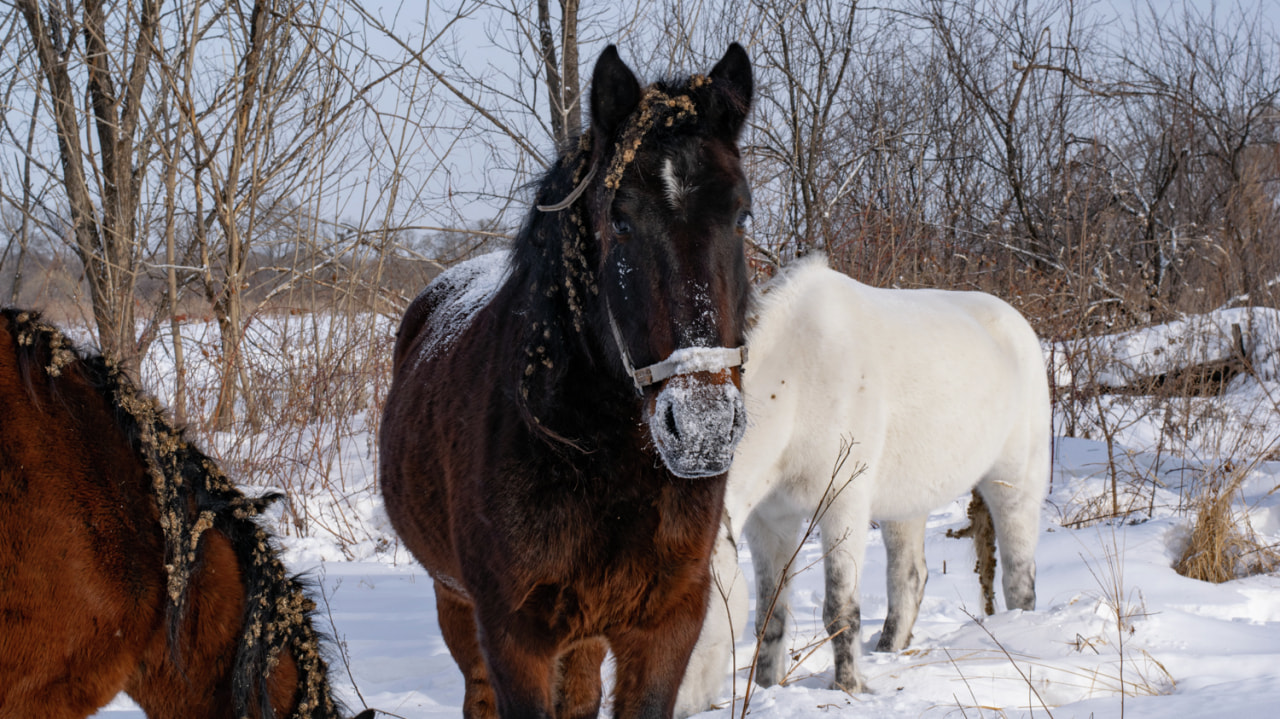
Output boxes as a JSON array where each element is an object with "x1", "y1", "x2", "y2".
[
  {"x1": 504, "y1": 71, "x2": 747, "y2": 444},
  {"x1": 507, "y1": 132, "x2": 600, "y2": 444},
  {"x1": 748, "y1": 253, "x2": 831, "y2": 341},
  {"x1": 1, "y1": 308, "x2": 349, "y2": 719}
]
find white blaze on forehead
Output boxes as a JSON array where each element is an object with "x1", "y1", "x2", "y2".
[{"x1": 662, "y1": 157, "x2": 692, "y2": 209}]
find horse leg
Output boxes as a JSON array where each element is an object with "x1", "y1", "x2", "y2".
[
  {"x1": 608, "y1": 588, "x2": 710, "y2": 719},
  {"x1": 470, "y1": 599, "x2": 565, "y2": 719},
  {"x1": 977, "y1": 473, "x2": 1040, "y2": 611},
  {"x1": 818, "y1": 503, "x2": 871, "y2": 694},
  {"x1": 553, "y1": 638, "x2": 606, "y2": 719},
  {"x1": 675, "y1": 519, "x2": 748, "y2": 718},
  {"x1": 744, "y1": 505, "x2": 801, "y2": 688},
  {"x1": 435, "y1": 582, "x2": 499, "y2": 719},
  {"x1": 876, "y1": 516, "x2": 928, "y2": 652}
]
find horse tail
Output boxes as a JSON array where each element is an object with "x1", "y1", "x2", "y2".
[
  {"x1": 946, "y1": 489, "x2": 998, "y2": 616},
  {"x1": 1, "y1": 309, "x2": 351, "y2": 719}
]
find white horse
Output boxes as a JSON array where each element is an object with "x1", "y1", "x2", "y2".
[{"x1": 676, "y1": 255, "x2": 1051, "y2": 716}]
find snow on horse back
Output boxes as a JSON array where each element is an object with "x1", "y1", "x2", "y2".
[{"x1": 677, "y1": 254, "x2": 1051, "y2": 716}]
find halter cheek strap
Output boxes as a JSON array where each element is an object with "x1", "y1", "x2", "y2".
[{"x1": 606, "y1": 297, "x2": 747, "y2": 396}]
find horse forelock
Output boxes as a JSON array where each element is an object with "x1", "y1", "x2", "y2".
[
  {"x1": 513, "y1": 70, "x2": 734, "y2": 312},
  {"x1": 0, "y1": 308, "x2": 349, "y2": 719},
  {"x1": 599, "y1": 81, "x2": 703, "y2": 196}
]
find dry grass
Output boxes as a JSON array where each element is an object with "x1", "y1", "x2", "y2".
[{"x1": 1174, "y1": 462, "x2": 1280, "y2": 583}]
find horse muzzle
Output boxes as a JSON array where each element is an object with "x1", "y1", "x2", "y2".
[
  {"x1": 647, "y1": 367, "x2": 747, "y2": 479},
  {"x1": 607, "y1": 304, "x2": 748, "y2": 477}
]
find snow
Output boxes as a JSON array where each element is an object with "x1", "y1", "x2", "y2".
[
  {"x1": 410, "y1": 250, "x2": 510, "y2": 370},
  {"x1": 1051, "y1": 309, "x2": 1280, "y2": 461},
  {"x1": 1048, "y1": 307, "x2": 1280, "y2": 387},
  {"x1": 90, "y1": 306, "x2": 1280, "y2": 718}
]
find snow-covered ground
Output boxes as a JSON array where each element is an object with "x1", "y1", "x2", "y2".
[{"x1": 91, "y1": 310, "x2": 1280, "y2": 718}]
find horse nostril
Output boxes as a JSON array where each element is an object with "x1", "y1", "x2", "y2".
[{"x1": 664, "y1": 401, "x2": 680, "y2": 440}]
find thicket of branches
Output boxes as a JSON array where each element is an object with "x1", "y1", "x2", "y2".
[
  {"x1": 725, "y1": 0, "x2": 1280, "y2": 342},
  {"x1": 0, "y1": 0, "x2": 1277, "y2": 436}
]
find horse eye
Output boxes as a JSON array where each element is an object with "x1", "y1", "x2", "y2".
[
  {"x1": 612, "y1": 217, "x2": 633, "y2": 237},
  {"x1": 736, "y1": 210, "x2": 753, "y2": 231}
]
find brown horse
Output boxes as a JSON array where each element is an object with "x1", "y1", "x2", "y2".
[
  {"x1": 380, "y1": 45, "x2": 755, "y2": 719},
  {"x1": 0, "y1": 309, "x2": 374, "y2": 719}
]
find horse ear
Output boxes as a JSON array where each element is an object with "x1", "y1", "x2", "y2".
[
  {"x1": 707, "y1": 43, "x2": 753, "y2": 139},
  {"x1": 591, "y1": 45, "x2": 642, "y2": 140}
]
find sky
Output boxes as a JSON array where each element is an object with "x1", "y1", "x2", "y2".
[{"x1": 368, "y1": 0, "x2": 1280, "y2": 233}]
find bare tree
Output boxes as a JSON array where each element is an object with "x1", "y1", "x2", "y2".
[
  {"x1": 153, "y1": 0, "x2": 372, "y2": 428},
  {"x1": 747, "y1": 0, "x2": 858, "y2": 259},
  {"x1": 1114, "y1": 2, "x2": 1280, "y2": 311},
  {"x1": 535, "y1": 0, "x2": 581, "y2": 150},
  {"x1": 13, "y1": 0, "x2": 166, "y2": 373}
]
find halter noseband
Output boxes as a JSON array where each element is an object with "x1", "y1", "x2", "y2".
[{"x1": 606, "y1": 297, "x2": 747, "y2": 396}]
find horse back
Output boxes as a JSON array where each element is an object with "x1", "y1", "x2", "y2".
[
  {"x1": 391, "y1": 251, "x2": 510, "y2": 375},
  {"x1": 740, "y1": 262, "x2": 1049, "y2": 518}
]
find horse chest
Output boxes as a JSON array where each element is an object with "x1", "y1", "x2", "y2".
[
  {"x1": 465, "y1": 449, "x2": 722, "y2": 622},
  {"x1": 490, "y1": 456, "x2": 718, "y2": 558}
]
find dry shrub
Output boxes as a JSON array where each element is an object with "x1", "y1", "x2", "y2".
[
  {"x1": 1175, "y1": 464, "x2": 1280, "y2": 583},
  {"x1": 171, "y1": 309, "x2": 397, "y2": 555}
]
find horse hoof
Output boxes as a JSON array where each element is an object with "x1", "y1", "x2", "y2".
[
  {"x1": 753, "y1": 662, "x2": 783, "y2": 688},
  {"x1": 874, "y1": 630, "x2": 913, "y2": 653},
  {"x1": 830, "y1": 674, "x2": 868, "y2": 694}
]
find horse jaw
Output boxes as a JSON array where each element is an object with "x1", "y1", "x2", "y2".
[{"x1": 648, "y1": 373, "x2": 746, "y2": 479}]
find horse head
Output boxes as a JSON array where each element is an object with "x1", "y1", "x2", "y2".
[{"x1": 584, "y1": 44, "x2": 754, "y2": 478}]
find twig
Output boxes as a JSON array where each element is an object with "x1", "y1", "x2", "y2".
[
  {"x1": 960, "y1": 609, "x2": 1056, "y2": 718},
  {"x1": 317, "y1": 571, "x2": 370, "y2": 712}
]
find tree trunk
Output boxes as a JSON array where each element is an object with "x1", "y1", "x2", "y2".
[
  {"x1": 560, "y1": 0, "x2": 581, "y2": 137},
  {"x1": 536, "y1": 0, "x2": 581, "y2": 149},
  {"x1": 15, "y1": 0, "x2": 162, "y2": 377}
]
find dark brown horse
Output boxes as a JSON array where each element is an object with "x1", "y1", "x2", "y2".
[
  {"x1": 0, "y1": 309, "x2": 374, "y2": 719},
  {"x1": 379, "y1": 45, "x2": 754, "y2": 719}
]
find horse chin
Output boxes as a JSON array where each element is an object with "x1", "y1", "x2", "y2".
[{"x1": 648, "y1": 376, "x2": 747, "y2": 480}]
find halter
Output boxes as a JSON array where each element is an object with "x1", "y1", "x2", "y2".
[{"x1": 606, "y1": 296, "x2": 747, "y2": 396}]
